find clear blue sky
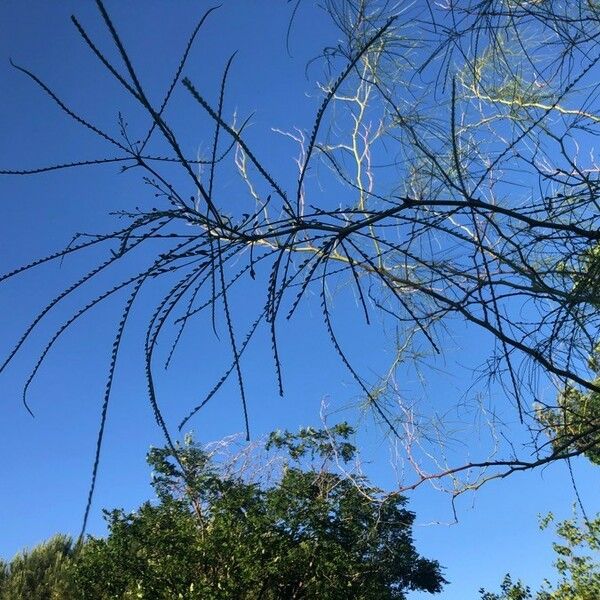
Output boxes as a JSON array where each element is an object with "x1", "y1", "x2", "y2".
[{"x1": 0, "y1": 2, "x2": 598, "y2": 599}]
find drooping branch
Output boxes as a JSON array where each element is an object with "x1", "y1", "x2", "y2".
[{"x1": 2, "y1": 0, "x2": 600, "y2": 521}]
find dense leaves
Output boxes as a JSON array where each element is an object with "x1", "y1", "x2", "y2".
[
  {"x1": 0, "y1": 535, "x2": 75, "y2": 600},
  {"x1": 1, "y1": 425, "x2": 446, "y2": 599},
  {"x1": 481, "y1": 513, "x2": 600, "y2": 600},
  {"x1": 538, "y1": 348, "x2": 600, "y2": 466},
  {"x1": 72, "y1": 425, "x2": 445, "y2": 599}
]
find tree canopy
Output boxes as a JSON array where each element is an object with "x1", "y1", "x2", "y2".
[
  {"x1": 0, "y1": 425, "x2": 446, "y2": 599},
  {"x1": 538, "y1": 347, "x2": 600, "y2": 466},
  {"x1": 480, "y1": 512, "x2": 600, "y2": 600},
  {"x1": 0, "y1": 535, "x2": 75, "y2": 600}
]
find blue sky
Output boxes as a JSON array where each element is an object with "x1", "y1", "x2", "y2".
[{"x1": 0, "y1": 2, "x2": 598, "y2": 598}]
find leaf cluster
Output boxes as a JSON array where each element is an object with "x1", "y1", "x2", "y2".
[
  {"x1": 2, "y1": 424, "x2": 446, "y2": 599},
  {"x1": 480, "y1": 512, "x2": 600, "y2": 600}
]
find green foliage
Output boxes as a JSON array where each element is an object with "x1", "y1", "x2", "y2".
[
  {"x1": 146, "y1": 431, "x2": 221, "y2": 505},
  {"x1": 0, "y1": 534, "x2": 76, "y2": 600},
  {"x1": 537, "y1": 347, "x2": 600, "y2": 465},
  {"x1": 266, "y1": 421, "x2": 356, "y2": 462},
  {"x1": 0, "y1": 425, "x2": 445, "y2": 599},
  {"x1": 562, "y1": 245, "x2": 600, "y2": 308},
  {"x1": 481, "y1": 513, "x2": 600, "y2": 600},
  {"x1": 536, "y1": 248, "x2": 600, "y2": 464},
  {"x1": 538, "y1": 385, "x2": 600, "y2": 465},
  {"x1": 542, "y1": 513, "x2": 600, "y2": 600},
  {"x1": 480, "y1": 575, "x2": 534, "y2": 600},
  {"x1": 71, "y1": 502, "x2": 203, "y2": 599},
  {"x1": 68, "y1": 423, "x2": 446, "y2": 599}
]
